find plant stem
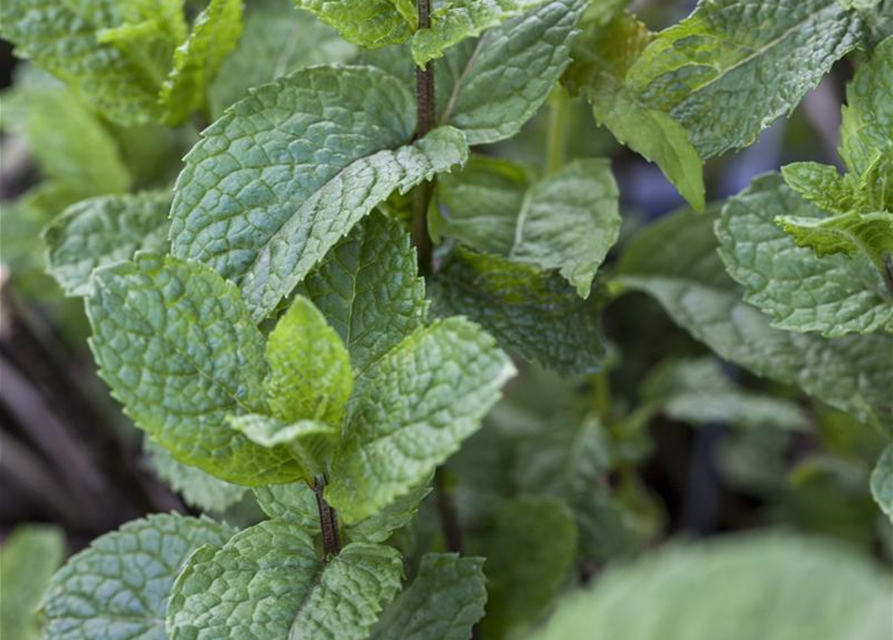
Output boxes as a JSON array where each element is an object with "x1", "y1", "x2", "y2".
[
  {"x1": 313, "y1": 475, "x2": 341, "y2": 558},
  {"x1": 545, "y1": 86, "x2": 571, "y2": 174},
  {"x1": 882, "y1": 255, "x2": 893, "y2": 299},
  {"x1": 411, "y1": 0, "x2": 435, "y2": 275},
  {"x1": 590, "y1": 372, "x2": 613, "y2": 424}
]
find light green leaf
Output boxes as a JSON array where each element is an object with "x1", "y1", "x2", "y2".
[
  {"x1": 871, "y1": 445, "x2": 893, "y2": 522},
  {"x1": 158, "y1": 0, "x2": 243, "y2": 125},
  {"x1": 564, "y1": 13, "x2": 705, "y2": 211},
  {"x1": 326, "y1": 318, "x2": 515, "y2": 523},
  {"x1": 431, "y1": 249, "x2": 605, "y2": 375},
  {"x1": 296, "y1": 212, "x2": 428, "y2": 375},
  {"x1": 389, "y1": 0, "x2": 419, "y2": 29},
  {"x1": 0, "y1": 525, "x2": 65, "y2": 640},
  {"x1": 290, "y1": 0, "x2": 413, "y2": 48},
  {"x1": 839, "y1": 0, "x2": 883, "y2": 8},
  {"x1": 145, "y1": 441, "x2": 248, "y2": 513},
  {"x1": 438, "y1": 157, "x2": 620, "y2": 297},
  {"x1": 717, "y1": 174, "x2": 893, "y2": 336},
  {"x1": 640, "y1": 358, "x2": 809, "y2": 430},
  {"x1": 411, "y1": 0, "x2": 546, "y2": 66},
  {"x1": 43, "y1": 514, "x2": 234, "y2": 640},
  {"x1": 370, "y1": 553, "x2": 487, "y2": 640},
  {"x1": 208, "y1": 0, "x2": 356, "y2": 118},
  {"x1": 228, "y1": 414, "x2": 337, "y2": 479},
  {"x1": 840, "y1": 35, "x2": 893, "y2": 176},
  {"x1": 0, "y1": 0, "x2": 183, "y2": 125},
  {"x1": 43, "y1": 192, "x2": 171, "y2": 296},
  {"x1": 167, "y1": 521, "x2": 403, "y2": 640},
  {"x1": 777, "y1": 210, "x2": 893, "y2": 268},
  {"x1": 170, "y1": 65, "x2": 467, "y2": 321},
  {"x1": 2, "y1": 83, "x2": 131, "y2": 194},
  {"x1": 616, "y1": 205, "x2": 893, "y2": 428},
  {"x1": 87, "y1": 253, "x2": 303, "y2": 485},
  {"x1": 436, "y1": 0, "x2": 587, "y2": 145},
  {"x1": 482, "y1": 496, "x2": 577, "y2": 638},
  {"x1": 254, "y1": 476, "x2": 432, "y2": 543},
  {"x1": 780, "y1": 162, "x2": 860, "y2": 214},
  {"x1": 266, "y1": 296, "x2": 353, "y2": 426},
  {"x1": 626, "y1": 0, "x2": 863, "y2": 159},
  {"x1": 529, "y1": 534, "x2": 893, "y2": 640}
]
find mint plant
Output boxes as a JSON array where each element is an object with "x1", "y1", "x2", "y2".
[{"x1": 0, "y1": 0, "x2": 891, "y2": 639}]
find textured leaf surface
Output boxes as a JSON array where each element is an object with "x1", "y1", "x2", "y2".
[
  {"x1": 616, "y1": 206, "x2": 893, "y2": 428},
  {"x1": 431, "y1": 249, "x2": 605, "y2": 375},
  {"x1": 412, "y1": 0, "x2": 545, "y2": 65},
  {"x1": 529, "y1": 534, "x2": 893, "y2": 640},
  {"x1": 370, "y1": 553, "x2": 487, "y2": 640},
  {"x1": 777, "y1": 210, "x2": 893, "y2": 268},
  {"x1": 438, "y1": 157, "x2": 620, "y2": 297},
  {"x1": 0, "y1": 525, "x2": 65, "y2": 640},
  {"x1": 87, "y1": 253, "x2": 302, "y2": 485},
  {"x1": 640, "y1": 358, "x2": 808, "y2": 430},
  {"x1": 266, "y1": 296, "x2": 353, "y2": 426},
  {"x1": 43, "y1": 514, "x2": 234, "y2": 640},
  {"x1": 626, "y1": 0, "x2": 863, "y2": 158},
  {"x1": 208, "y1": 0, "x2": 355, "y2": 117},
  {"x1": 296, "y1": 212, "x2": 427, "y2": 374},
  {"x1": 870, "y1": 445, "x2": 893, "y2": 522},
  {"x1": 0, "y1": 0, "x2": 182, "y2": 125},
  {"x1": 327, "y1": 318, "x2": 515, "y2": 523},
  {"x1": 717, "y1": 174, "x2": 893, "y2": 336},
  {"x1": 780, "y1": 162, "x2": 861, "y2": 214},
  {"x1": 564, "y1": 12, "x2": 705, "y2": 210},
  {"x1": 145, "y1": 441, "x2": 248, "y2": 513},
  {"x1": 168, "y1": 521, "x2": 402, "y2": 640},
  {"x1": 482, "y1": 496, "x2": 578, "y2": 637},
  {"x1": 290, "y1": 0, "x2": 412, "y2": 47},
  {"x1": 44, "y1": 192, "x2": 171, "y2": 296},
  {"x1": 170, "y1": 65, "x2": 467, "y2": 320},
  {"x1": 840, "y1": 34, "x2": 893, "y2": 176},
  {"x1": 435, "y1": 0, "x2": 587, "y2": 144},
  {"x1": 158, "y1": 0, "x2": 243, "y2": 124}
]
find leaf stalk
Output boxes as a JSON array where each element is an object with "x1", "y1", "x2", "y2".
[
  {"x1": 411, "y1": 0, "x2": 435, "y2": 275},
  {"x1": 314, "y1": 475, "x2": 342, "y2": 558}
]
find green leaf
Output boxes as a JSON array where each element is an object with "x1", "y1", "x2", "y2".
[
  {"x1": 43, "y1": 192, "x2": 171, "y2": 296},
  {"x1": 616, "y1": 205, "x2": 893, "y2": 428},
  {"x1": 411, "y1": 0, "x2": 546, "y2": 66},
  {"x1": 0, "y1": 0, "x2": 183, "y2": 125},
  {"x1": 529, "y1": 534, "x2": 892, "y2": 640},
  {"x1": 326, "y1": 317, "x2": 515, "y2": 523},
  {"x1": 254, "y1": 476, "x2": 432, "y2": 543},
  {"x1": 167, "y1": 521, "x2": 403, "y2": 640},
  {"x1": 370, "y1": 553, "x2": 487, "y2": 640},
  {"x1": 839, "y1": 0, "x2": 883, "y2": 8},
  {"x1": 228, "y1": 414, "x2": 337, "y2": 479},
  {"x1": 169, "y1": 65, "x2": 467, "y2": 321},
  {"x1": 871, "y1": 444, "x2": 893, "y2": 522},
  {"x1": 626, "y1": 0, "x2": 864, "y2": 159},
  {"x1": 780, "y1": 162, "x2": 860, "y2": 214},
  {"x1": 266, "y1": 296, "x2": 353, "y2": 426},
  {"x1": 564, "y1": 13, "x2": 705, "y2": 211},
  {"x1": 290, "y1": 0, "x2": 413, "y2": 48},
  {"x1": 208, "y1": 0, "x2": 356, "y2": 117},
  {"x1": 145, "y1": 440, "x2": 248, "y2": 513},
  {"x1": 431, "y1": 249, "x2": 605, "y2": 375},
  {"x1": 436, "y1": 0, "x2": 587, "y2": 145},
  {"x1": 0, "y1": 525, "x2": 65, "y2": 640},
  {"x1": 437, "y1": 157, "x2": 620, "y2": 297},
  {"x1": 158, "y1": 0, "x2": 243, "y2": 125},
  {"x1": 717, "y1": 174, "x2": 893, "y2": 336},
  {"x1": 1, "y1": 84, "x2": 131, "y2": 194},
  {"x1": 640, "y1": 357, "x2": 809, "y2": 430},
  {"x1": 777, "y1": 210, "x2": 893, "y2": 267},
  {"x1": 840, "y1": 35, "x2": 893, "y2": 176},
  {"x1": 87, "y1": 253, "x2": 303, "y2": 485},
  {"x1": 43, "y1": 513, "x2": 234, "y2": 640},
  {"x1": 296, "y1": 212, "x2": 427, "y2": 375},
  {"x1": 482, "y1": 496, "x2": 578, "y2": 638}
]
